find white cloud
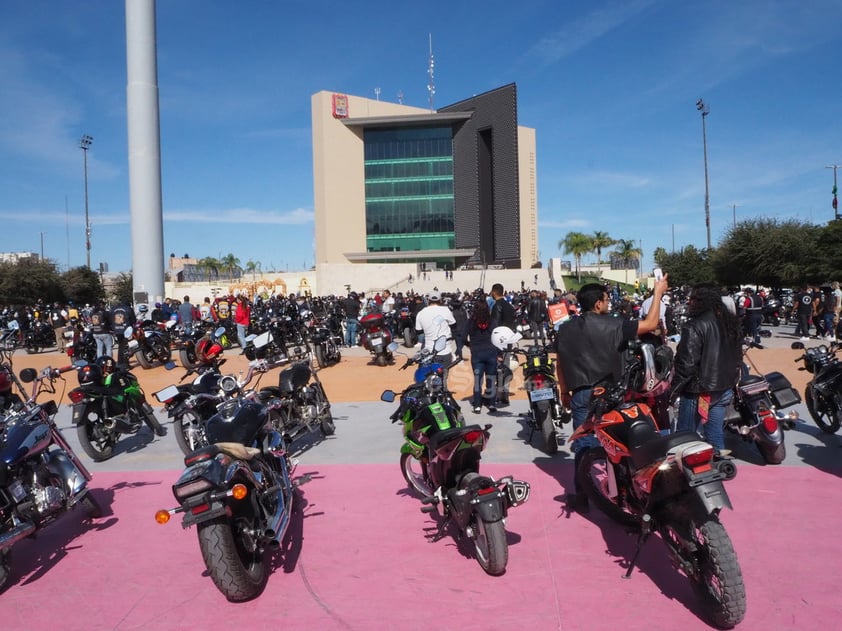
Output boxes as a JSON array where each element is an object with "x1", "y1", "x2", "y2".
[{"x1": 164, "y1": 207, "x2": 314, "y2": 225}]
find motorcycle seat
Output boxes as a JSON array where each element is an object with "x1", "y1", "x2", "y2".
[
  {"x1": 630, "y1": 430, "x2": 701, "y2": 469},
  {"x1": 429, "y1": 424, "x2": 482, "y2": 452},
  {"x1": 738, "y1": 374, "x2": 765, "y2": 387}
]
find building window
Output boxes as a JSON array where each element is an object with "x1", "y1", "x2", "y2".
[{"x1": 364, "y1": 126, "x2": 454, "y2": 254}]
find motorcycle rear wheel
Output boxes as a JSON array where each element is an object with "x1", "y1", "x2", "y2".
[
  {"x1": 805, "y1": 384, "x2": 842, "y2": 433},
  {"x1": 76, "y1": 422, "x2": 115, "y2": 461},
  {"x1": 400, "y1": 452, "x2": 433, "y2": 497},
  {"x1": 752, "y1": 428, "x2": 786, "y2": 464},
  {"x1": 137, "y1": 347, "x2": 153, "y2": 369},
  {"x1": 375, "y1": 353, "x2": 387, "y2": 366},
  {"x1": 660, "y1": 511, "x2": 746, "y2": 629},
  {"x1": 197, "y1": 516, "x2": 268, "y2": 602},
  {"x1": 315, "y1": 345, "x2": 327, "y2": 370},
  {"x1": 179, "y1": 347, "x2": 198, "y2": 370},
  {"x1": 535, "y1": 403, "x2": 558, "y2": 454},
  {"x1": 578, "y1": 447, "x2": 639, "y2": 528},
  {"x1": 461, "y1": 473, "x2": 508, "y2": 575},
  {"x1": 175, "y1": 408, "x2": 209, "y2": 455},
  {"x1": 403, "y1": 328, "x2": 414, "y2": 348}
]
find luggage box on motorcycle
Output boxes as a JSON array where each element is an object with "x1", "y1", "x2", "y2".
[
  {"x1": 766, "y1": 371, "x2": 801, "y2": 408},
  {"x1": 359, "y1": 312, "x2": 384, "y2": 329}
]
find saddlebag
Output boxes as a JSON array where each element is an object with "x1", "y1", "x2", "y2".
[{"x1": 766, "y1": 371, "x2": 801, "y2": 409}]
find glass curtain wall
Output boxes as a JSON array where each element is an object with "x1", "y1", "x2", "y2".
[{"x1": 364, "y1": 126, "x2": 454, "y2": 260}]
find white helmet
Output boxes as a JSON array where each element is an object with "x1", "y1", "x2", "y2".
[{"x1": 491, "y1": 326, "x2": 522, "y2": 351}]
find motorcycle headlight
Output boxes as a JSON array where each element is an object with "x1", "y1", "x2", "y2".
[{"x1": 425, "y1": 373, "x2": 443, "y2": 394}]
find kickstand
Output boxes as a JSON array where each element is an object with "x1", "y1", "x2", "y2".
[
  {"x1": 622, "y1": 514, "x2": 652, "y2": 580},
  {"x1": 430, "y1": 516, "x2": 450, "y2": 542}
]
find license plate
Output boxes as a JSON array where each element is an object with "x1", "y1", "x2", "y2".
[
  {"x1": 154, "y1": 384, "x2": 180, "y2": 403},
  {"x1": 369, "y1": 335, "x2": 382, "y2": 343},
  {"x1": 529, "y1": 388, "x2": 555, "y2": 402}
]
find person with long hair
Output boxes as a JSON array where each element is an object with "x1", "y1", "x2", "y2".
[
  {"x1": 456, "y1": 298, "x2": 498, "y2": 414},
  {"x1": 672, "y1": 283, "x2": 742, "y2": 453}
]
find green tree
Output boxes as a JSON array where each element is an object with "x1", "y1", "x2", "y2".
[
  {"x1": 197, "y1": 257, "x2": 220, "y2": 282},
  {"x1": 59, "y1": 266, "x2": 104, "y2": 305},
  {"x1": 654, "y1": 245, "x2": 715, "y2": 287},
  {"x1": 245, "y1": 259, "x2": 261, "y2": 280},
  {"x1": 613, "y1": 239, "x2": 642, "y2": 284},
  {"x1": 559, "y1": 231, "x2": 592, "y2": 282},
  {"x1": 591, "y1": 231, "x2": 615, "y2": 274},
  {"x1": 0, "y1": 259, "x2": 63, "y2": 305},
  {"x1": 220, "y1": 253, "x2": 241, "y2": 280},
  {"x1": 111, "y1": 272, "x2": 134, "y2": 305}
]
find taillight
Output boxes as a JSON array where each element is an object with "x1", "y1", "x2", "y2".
[
  {"x1": 477, "y1": 486, "x2": 497, "y2": 496},
  {"x1": 190, "y1": 503, "x2": 211, "y2": 515},
  {"x1": 530, "y1": 374, "x2": 548, "y2": 389},
  {"x1": 463, "y1": 430, "x2": 483, "y2": 443},
  {"x1": 682, "y1": 445, "x2": 714, "y2": 468},
  {"x1": 68, "y1": 390, "x2": 86, "y2": 404},
  {"x1": 759, "y1": 410, "x2": 779, "y2": 433}
]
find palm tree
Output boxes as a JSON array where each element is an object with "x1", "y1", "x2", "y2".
[
  {"x1": 591, "y1": 231, "x2": 616, "y2": 275},
  {"x1": 197, "y1": 257, "x2": 220, "y2": 282},
  {"x1": 245, "y1": 259, "x2": 261, "y2": 281},
  {"x1": 613, "y1": 239, "x2": 642, "y2": 284},
  {"x1": 559, "y1": 231, "x2": 592, "y2": 282},
  {"x1": 220, "y1": 253, "x2": 241, "y2": 280}
]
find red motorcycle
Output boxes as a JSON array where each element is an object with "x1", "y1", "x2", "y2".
[{"x1": 359, "y1": 312, "x2": 394, "y2": 366}]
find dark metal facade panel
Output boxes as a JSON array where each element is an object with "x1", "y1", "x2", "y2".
[{"x1": 439, "y1": 83, "x2": 520, "y2": 267}]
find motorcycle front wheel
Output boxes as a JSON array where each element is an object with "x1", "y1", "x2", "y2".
[
  {"x1": 314, "y1": 385, "x2": 336, "y2": 436},
  {"x1": 578, "y1": 447, "x2": 639, "y2": 528},
  {"x1": 175, "y1": 409, "x2": 209, "y2": 455},
  {"x1": 805, "y1": 384, "x2": 842, "y2": 433},
  {"x1": 659, "y1": 510, "x2": 746, "y2": 629},
  {"x1": 461, "y1": 473, "x2": 508, "y2": 575},
  {"x1": 179, "y1": 346, "x2": 198, "y2": 370},
  {"x1": 197, "y1": 516, "x2": 268, "y2": 602},
  {"x1": 315, "y1": 344, "x2": 327, "y2": 370},
  {"x1": 76, "y1": 422, "x2": 115, "y2": 461},
  {"x1": 399, "y1": 452, "x2": 433, "y2": 497}
]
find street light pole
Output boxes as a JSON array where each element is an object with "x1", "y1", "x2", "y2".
[
  {"x1": 39, "y1": 232, "x2": 46, "y2": 260},
  {"x1": 827, "y1": 164, "x2": 840, "y2": 221},
  {"x1": 80, "y1": 134, "x2": 93, "y2": 269},
  {"x1": 696, "y1": 99, "x2": 711, "y2": 249}
]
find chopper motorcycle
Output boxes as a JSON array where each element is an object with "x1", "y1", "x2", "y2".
[
  {"x1": 154, "y1": 370, "x2": 310, "y2": 602},
  {"x1": 0, "y1": 355, "x2": 102, "y2": 591},
  {"x1": 381, "y1": 338, "x2": 530, "y2": 575},
  {"x1": 792, "y1": 340, "x2": 842, "y2": 433},
  {"x1": 574, "y1": 339, "x2": 745, "y2": 629}
]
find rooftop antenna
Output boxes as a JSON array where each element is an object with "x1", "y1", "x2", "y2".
[
  {"x1": 397, "y1": 89, "x2": 403, "y2": 104},
  {"x1": 374, "y1": 87, "x2": 381, "y2": 101},
  {"x1": 427, "y1": 33, "x2": 435, "y2": 111}
]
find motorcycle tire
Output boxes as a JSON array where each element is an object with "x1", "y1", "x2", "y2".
[
  {"x1": 376, "y1": 353, "x2": 387, "y2": 367},
  {"x1": 179, "y1": 347, "x2": 198, "y2": 370},
  {"x1": 153, "y1": 338, "x2": 172, "y2": 365},
  {"x1": 79, "y1": 492, "x2": 103, "y2": 518},
  {"x1": 197, "y1": 516, "x2": 268, "y2": 602},
  {"x1": 175, "y1": 409, "x2": 210, "y2": 455},
  {"x1": 315, "y1": 345, "x2": 327, "y2": 370},
  {"x1": 400, "y1": 452, "x2": 433, "y2": 497},
  {"x1": 76, "y1": 422, "x2": 115, "y2": 462},
  {"x1": 141, "y1": 403, "x2": 167, "y2": 437},
  {"x1": 578, "y1": 447, "x2": 639, "y2": 529},
  {"x1": 25, "y1": 343, "x2": 40, "y2": 354},
  {"x1": 659, "y1": 510, "x2": 746, "y2": 629},
  {"x1": 461, "y1": 473, "x2": 508, "y2": 575},
  {"x1": 752, "y1": 429, "x2": 786, "y2": 464},
  {"x1": 805, "y1": 383, "x2": 842, "y2": 434},
  {"x1": 313, "y1": 384, "x2": 335, "y2": 436},
  {"x1": 0, "y1": 551, "x2": 10, "y2": 593},
  {"x1": 535, "y1": 402, "x2": 558, "y2": 454},
  {"x1": 403, "y1": 328, "x2": 414, "y2": 348},
  {"x1": 137, "y1": 347, "x2": 153, "y2": 369}
]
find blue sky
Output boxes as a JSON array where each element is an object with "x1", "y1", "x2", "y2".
[{"x1": 1, "y1": 0, "x2": 839, "y2": 275}]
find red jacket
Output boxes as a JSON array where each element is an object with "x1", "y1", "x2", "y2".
[{"x1": 234, "y1": 301, "x2": 251, "y2": 326}]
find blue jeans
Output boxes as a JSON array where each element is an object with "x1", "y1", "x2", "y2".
[
  {"x1": 344, "y1": 317, "x2": 358, "y2": 347},
  {"x1": 571, "y1": 388, "x2": 599, "y2": 493},
  {"x1": 823, "y1": 312, "x2": 836, "y2": 337},
  {"x1": 236, "y1": 323, "x2": 248, "y2": 349},
  {"x1": 94, "y1": 332, "x2": 113, "y2": 359},
  {"x1": 676, "y1": 389, "x2": 732, "y2": 452},
  {"x1": 470, "y1": 350, "x2": 498, "y2": 408}
]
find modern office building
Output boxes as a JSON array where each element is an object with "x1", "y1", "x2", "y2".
[{"x1": 311, "y1": 83, "x2": 537, "y2": 270}]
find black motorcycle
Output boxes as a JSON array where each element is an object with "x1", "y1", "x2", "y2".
[
  {"x1": 68, "y1": 358, "x2": 167, "y2": 461},
  {"x1": 0, "y1": 354, "x2": 102, "y2": 591},
  {"x1": 792, "y1": 340, "x2": 842, "y2": 433},
  {"x1": 128, "y1": 320, "x2": 173, "y2": 369},
  {"x1": 396, "y1": 306, "x2": 417, "y2": 348},
  {"x1": 381, "y1": 337, "x2": 530, "y2": 575},
  {"x1": 303, "y1": 310, "x2": 342, "y2": 370},
  {"x1": 66, "y1": 319, "x2": 97, "y2": 363},
  {"x1": 23, "y1": 320, "x2": 56, "y2": 354},
  {"x1": 155, "y1": 374, "x2": 310, "y2": 602},
  {"x1": 722, "y1": 341, "x2": 800, "y2": 463}
]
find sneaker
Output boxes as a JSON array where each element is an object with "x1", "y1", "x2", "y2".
[
  {"x1": 488, "y1": 406, "x2": 497, "y2": 413},
  {"x1": 472, "y1": 406, "x2": 481, "y2": 414},
  {"x1": 565, "y1": 493, "x2": 590, "y2": 514},
  {"x1": 800, "y1": 337, "x2": 808, "y2": 341}
]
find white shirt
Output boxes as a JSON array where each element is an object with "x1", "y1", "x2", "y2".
[
  {"x1": 381, "y1": 295, "x2": 395, "y2": 313},
  {"x1": 415, "y1": 304, "x2": 455, "y2": 353}
]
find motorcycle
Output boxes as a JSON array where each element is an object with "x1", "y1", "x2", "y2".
[
  {"x1": 359, "y1": 312, "x2": 394, "y2": 366},
  {"x1": 792, "y1": 340, "x2": 842, "y2": 433},
  {"x1": 762, "y1": 298, "x2": 782, "y2": 326},
  {"x1": 66, "y1": 319, "x2": 97, "y2": 363},
  {"x1": 0, "y1": 354, "x2": 102, "y2": 591},
  {"x1": 381, "y1": 337, "x2": 530, "y2": 575},
  {"x1": 509, "y1": 339, "x2": 570, "y2": 454},
  {"x1": 304, "y1": 311, "x2": 342, "y2": 370},
  {"x1": 68, "y1": 354, "x2": 167, "y2": 461},
  {"x1": 720, "y1": 341, "x2": 800, "y2": 464},
  {"x1": 573, "y1": 339, "x2": 745, "y2": 629},
  {"x1": 128, "y1": 320, "x2": 173, "y2": 369},
  {"x1": 397, "y1": 306, "x2": 418, "y2": 348},
  {"x1": 23, "y1": 320, "x2": 56, "y2": 354},
  {"x1": 154, "y1": 372, "x2": 310, "y2": 602}
]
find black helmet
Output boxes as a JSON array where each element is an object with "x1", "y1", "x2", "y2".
[
  {"x1": 78, "y1": 363, "x2": 103, "y2": 386},
  {"x1": 95, "y1": 356, "x2": 117, "y2": 376}
]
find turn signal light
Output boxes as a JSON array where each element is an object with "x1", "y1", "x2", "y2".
[
  {"x1": 231, "y1": 483, "x2": 248, "y2": 500},
  {"x1": 154, "y1": 510, "x2": 171, "y2": 524}
]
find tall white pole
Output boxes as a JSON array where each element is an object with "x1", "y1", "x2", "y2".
[{"x1": 126, "y1": 0, "x2": 165, "y2": 306}]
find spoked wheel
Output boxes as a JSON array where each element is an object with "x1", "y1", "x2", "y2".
[
  {"x1": 175, "y1": 409, "x2": 209, "y2": 455},
  {"x1": 400, "y1": 452, "x2": 433, "y2": 497},
  {"x1": 805, "y1": 384, "x2": 842, "y2": 433},
  {"x1": 197, "y1": 516, "x2": 268, "y2": 602},
  {"x1": 314, "y1": 385, "x2": 335, "y2": 436},
  {"x1": 79, "y1": 491, "x2": 103, "y2": 518},
  {"x1": 578, "y1": 447, "x2": 639, "y2": 528},
  {"x1": 461, "y1": 473, "x2": 508, "y2": 575},
  {"x1": 76, "y1": 422, "x2": 115, "y2": 461},
  {"x1": 535, "y1": 403, "x2": 558, "y2": 454},
  {"x1": 659, "y1": 510, "x2": 746, "y2": 629}
]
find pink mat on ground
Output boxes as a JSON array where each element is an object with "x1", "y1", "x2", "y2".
[{"x1": 0, "y1": 463, "x2": 839, "y2": 630}]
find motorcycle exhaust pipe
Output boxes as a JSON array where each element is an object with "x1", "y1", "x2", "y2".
[
  {"x1": 264, "y1": 496, "x2": 290, "y2": 548},
  {"x1": 0, "y1": 520, "x2": 36, "y2": 552}
]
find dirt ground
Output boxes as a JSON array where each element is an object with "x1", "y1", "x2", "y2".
[{"x1": 3, "y1": 343, "x2": 810, "y2": 407}]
